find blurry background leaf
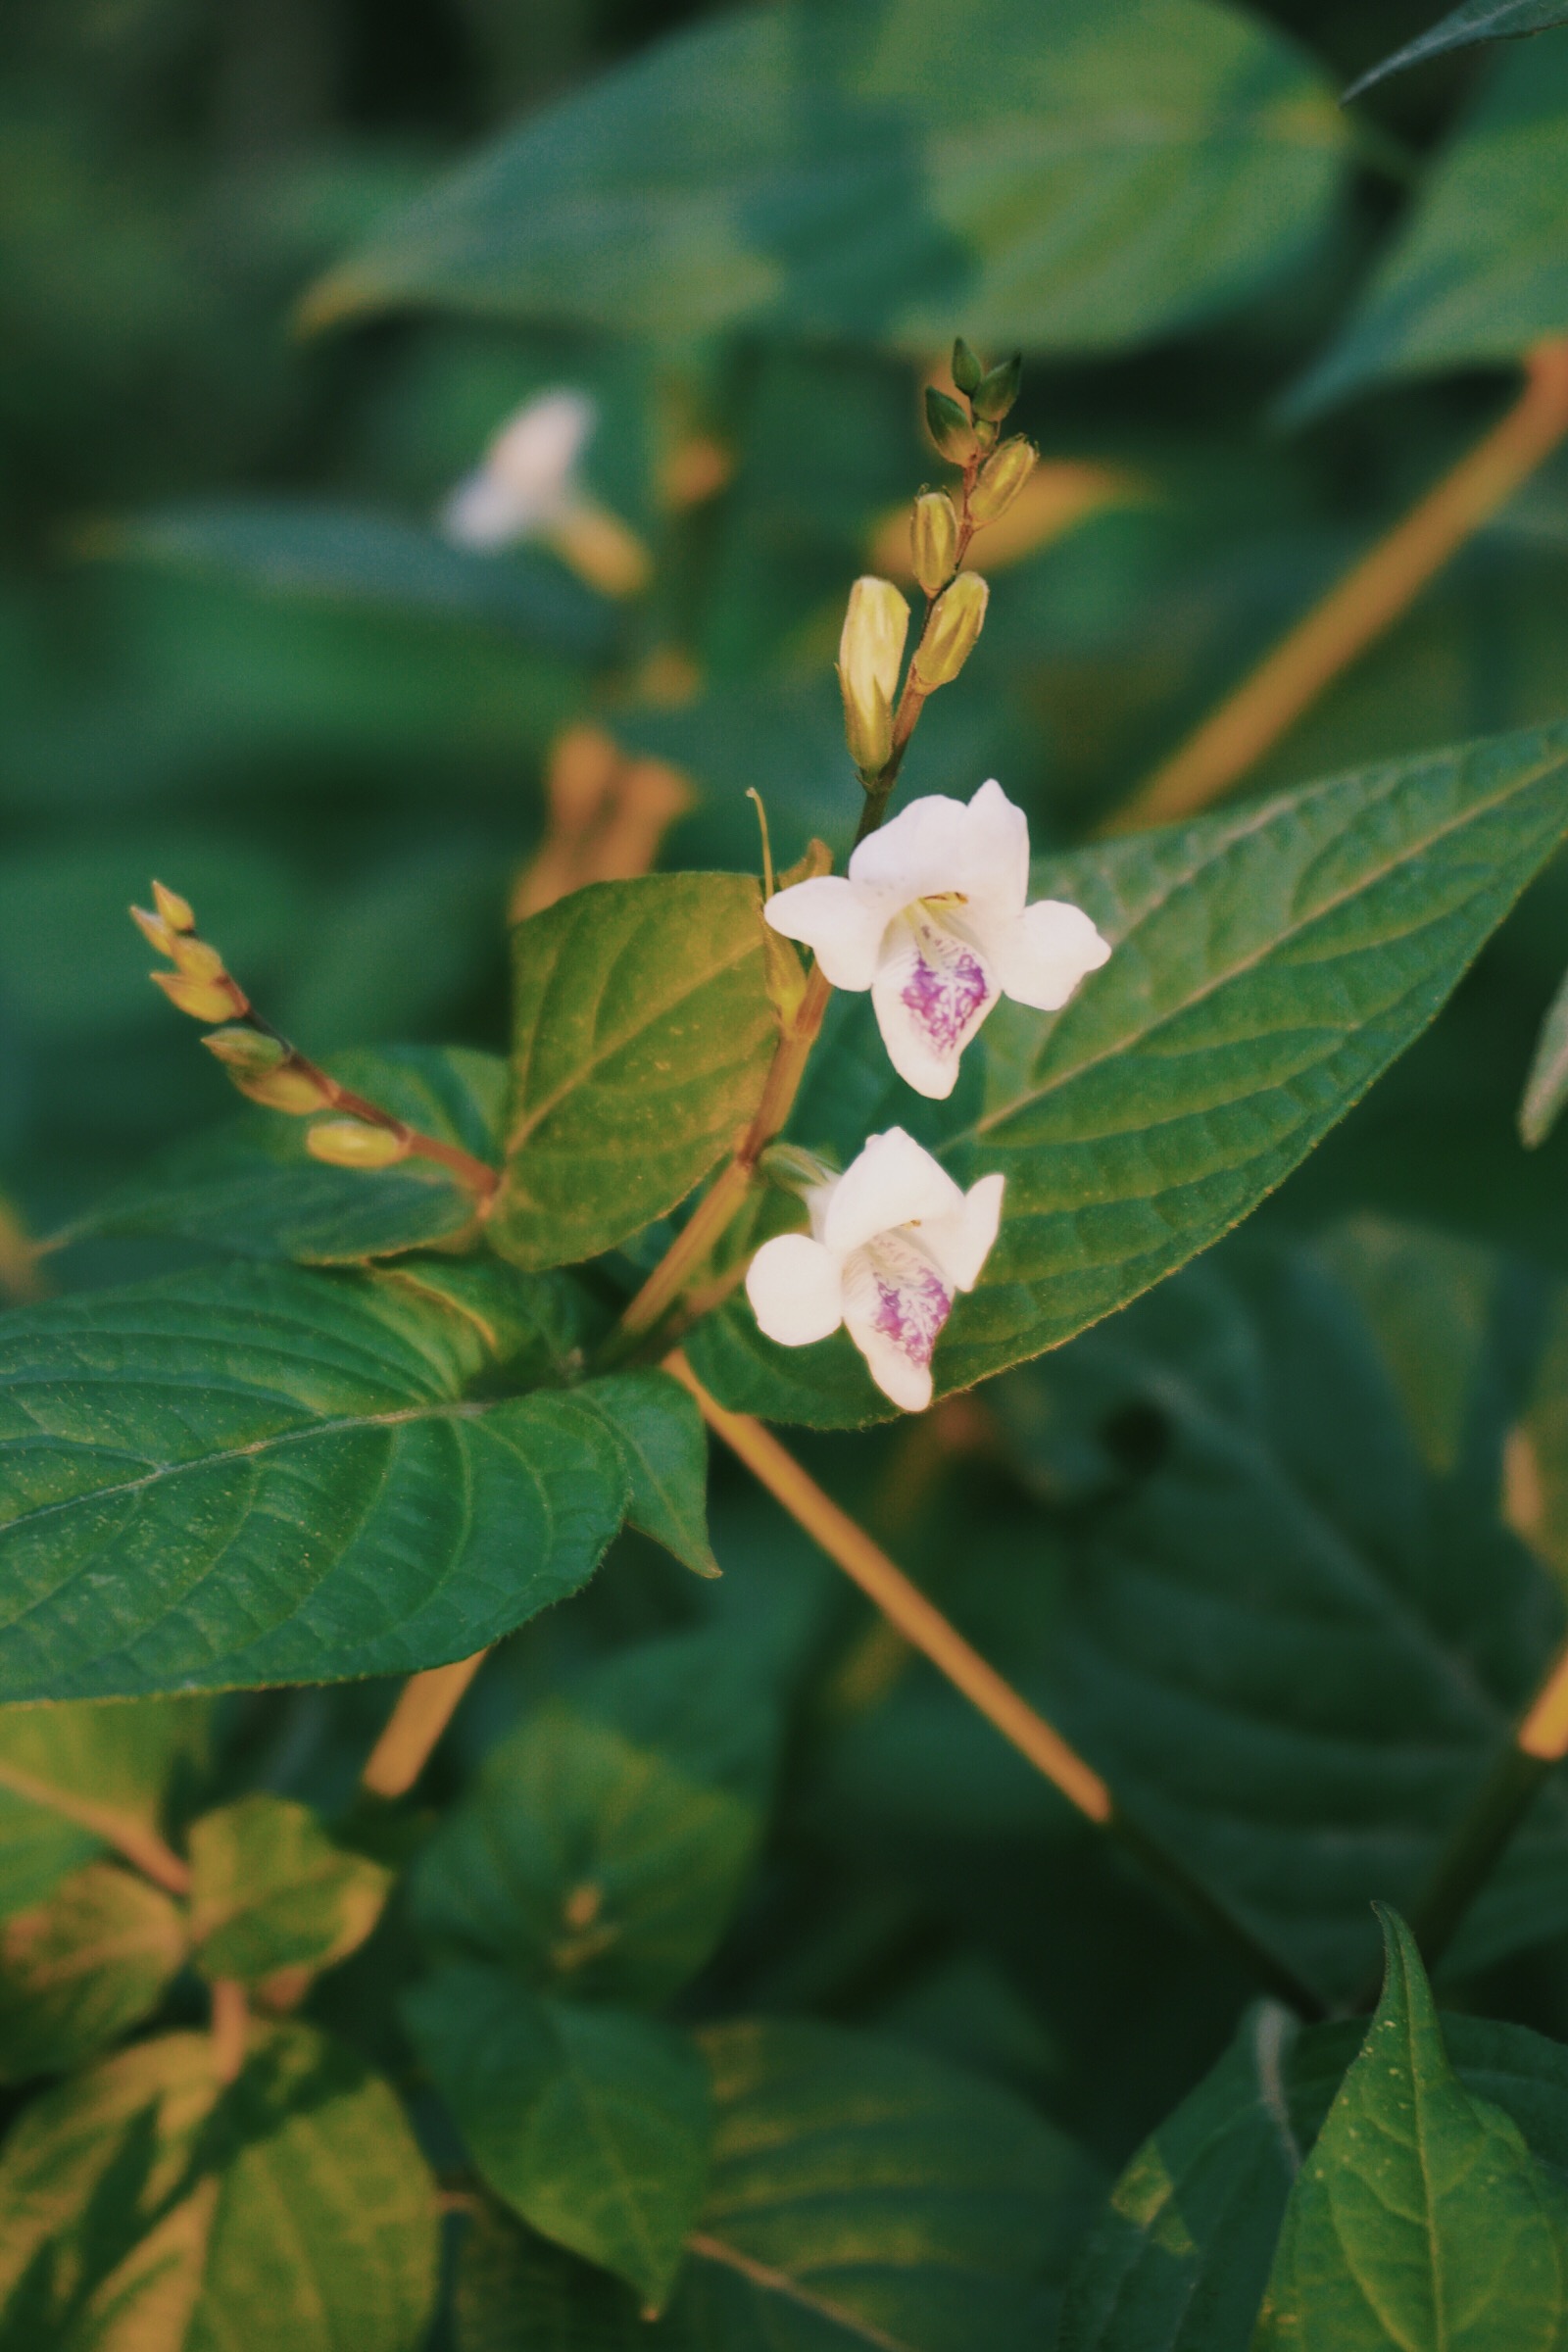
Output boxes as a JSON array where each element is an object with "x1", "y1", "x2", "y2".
[
  {"x1": 0, "y1": 1695, "x2": 210, "y2": 1918},
  {"x1": 188, "y1": 1793, "x2": 391, "y2": 1985},
  {"x1": 1518, "y1": 956, "x2": 1568, "y2": 1144},
  {"x1": 0, "y1": 1863, "x2": 185, "y2": 2083}
]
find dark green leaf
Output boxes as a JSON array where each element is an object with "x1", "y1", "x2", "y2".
[
  {"x1": 0, "y1": 2023, "x2": 438, "y2": 2350},
  {"x1": 0, "y1": 1863, "x2": 185, "y2": 2082},
  {"x1": 0, "y1": 1262, "x2": 644, "y2": 1700},
  {"x1": 303, "y1": 0, "x2": 1348, "y2": 355},
  {"x1": 406, "y1": 1964, "x2": 710, "y2": 2311},
  {"x1": 690, "y1": 722, "x2": 1568, "y2": 1425},
  {"x1": 1255, "y1": 1910, "x2": 1568, "y2": 2349},
  {"x1": 411, "y1": 1633, "x2": 776, "y2": 2006},
  {"x1": 1347, "y1": 1, "x2": 1568, "y2": 101},
  {"x1": 490, "y1": 873, "x2": 775, "y2": 1272},
  {"x1": 188, "y1": 1794, "x2": 391, "y2": 1985},
  {"x1": 0, "y1": 1696, "x2": 211, "y2": 1919},
  {"x1": 75, "y1": 1046, "x2": 506, "y2": 1265},
  {"x1": 569, "y1": 1371, "x2": 718, "y2": 1580}
]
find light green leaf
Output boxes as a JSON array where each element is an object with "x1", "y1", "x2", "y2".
[
  {"x1": 188, "y1": 1794, "x2": 391, "y2": 1986},
  {"x1": 689, "y1": 721, "x2": 1568, "y2": 1425},
  {"x1": 1295, "y1": 40, "x2": 1568, "y2": 414},
  {"x1": 1520, "y1": 958, "x2": 1568, "y2": 1146},
  {"x1": 0, "y1": 1696, "x2": 211, "y2": 1919},
  {"x1": 570, "y1": 1371, "x2": 718, "y2": 1579},
  {"x1": 1347, "y1": 1, "x2": 1568, "y2": 101},
  {"x1": 411, "y1": 1633, "x2": 776, "y2": 2006},
  {"x1": 406, "y1": 1964, "x2": 710, "y2": 2312},
  {"x1": 0, "y1": 1261, "x2": 641, "y2": 1701},
  {"x1": 0, "y1": 1863, "x2": 185, "y2": 2082},
  {"x1": 303, "y1": 0, "x2": 1348, "y2": 356},
  {"x1": 75, "y1": 1046, "x2": 506, "y2": 1265},
  {"x1": 1255, "y1": 1909, "x2": 1568, "y2": 2349},
  {"x1": 490, "y1": 873, "x2": 775, "y2": 1273},
  {"x1": 0, "y1": 2023, "x2": 438, "y2": 2351}
]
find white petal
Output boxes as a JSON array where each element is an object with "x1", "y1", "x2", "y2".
[
  {"x1": 488, "y1": 389, "x2": 596, "y2": 513},
  {"x1": 994, "y1": 898, "x2": 1111, "y2": 1012},
  {"x1": 841, "y1": 1235, "x2": 950, "y2": 1412},
  {"x1": 745, "y1": 1233, "x2": 844, "y2": 1348},
  {"x1": 847, "y1": 793, "x2": 971, "y2": 901},
  {"x1": 869, "y1": 907, "x2": 1000, "y2": 1100},
  {"x1": 439, "y1": 469, "x2": 538, "y2": 550},
  {"x1": 918, "y1": 1171, "x2": 1005, "y2": 1294},
  {"x1": 956, "y1": 779, "x2": 1031, "y2": 930},
  {"x1": 821, "y1": 1126, "x2": 964, "y2": 1256},
  {"x1": 763, "y1": 876, "x2": 891, "y2": 992}
]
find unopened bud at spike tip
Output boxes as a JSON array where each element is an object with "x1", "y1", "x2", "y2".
[
  {"x1": 924, "y1": 387, "x2": 978, "y2": 466},
  {"x1": 910, "y1": 571, "x2": 989, "y2": 691},
  {"x1": 131, "y1": 905, "x2": 178, "y2": 958},
  {"x1": 151, "y1": 880, "x2": 196, "y2": 934},
  {"x1": 972, "y1": 354, "x2": 1022, "y2": 423},
  {"x1": 306, "y1": 1117, "x2": 411, "y2": 1170},
  {"x1": 151, "y1": 969, "x2": 241, "y2": 1024},
  {"x1": 837, "y1": 575, "x2": 909, "y2": 776},
  {"x1": 910, "y1": 492, "x2": 959, "y2": 598},
  {"x1": 968, "y1": 437, "x2": 1038, "y2": 527},
  {"x1": 951, "y1": 338, "x2": 983, "y2": 397}
]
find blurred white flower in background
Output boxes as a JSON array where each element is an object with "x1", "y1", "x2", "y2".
[{"x1": 440, "y1": 388, "x2": 650, "y2": 596}]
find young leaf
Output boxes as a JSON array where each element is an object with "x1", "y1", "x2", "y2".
[
  {"x1": 1347, "y1": 1, "x2": 1568, "y2": 99},
  {"x1": 1295, "y1": 38, "x2": 1568, "y2": 415},
  {"x1": 570, "y1": 1370, "x2": 718, "y2": 1579},
  {"x1": 188, "y1": 1794, "x2": 391, "y2": 1985},
  {"x1": 0, "y1": 1863, "x2": 185, "y2": 2081},
  {"x1": 75, "y1": 1045, "x2": 506, "y2": 1265},
  {"x1": 405, "y1": 1964, "x2": 710, "y2": 2313},
  {"x1": 302, "y1": 0, "x2": 1348, "y2": 356},
  {"x1": 689, "y1": 721, "x2": 1568, "y2": 1425},
  {"x1": 490, "y1": 873, "x2": 775, "y2": 1272},
  {"x1": 1255, "y1": 1909, "x2": 1568, "y2": 2349},
  {"x1": 411, "y1": 1633, "x2": 776, "y2": 2007},
  {"x1": 0, "y1": 1262, "x2": 637, "y2": 1701},
  {"x1": 0, "y1": 2023, "x2": 438, "y2": 2350},
  {"x1": 0, "y1": 1695, "x2": 209, "y2": 1917}
]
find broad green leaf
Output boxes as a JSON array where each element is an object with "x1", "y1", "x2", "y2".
[
  {"x1": 1521, "y1": 958, "x2": 1568, "y2": 1145},
  {"x1": 0, "y1": 1696, "x2": 211, "y2": 1919},
  {"x1": 1255, "y1": 1910, "x2": 1568, "y2": 2349},
  {"x1": 304, "y1": 0, "x2": 1348, "y2": 355},
  {"x1": 406, "y1": 1964, "x2": 710, "y2": 2311},
  {"x1": 188, "y1": 1794, "x2": 391, "y2": 1985},
  {"x1": 0, "y1": 1863, "x2": 185, "y2": 2081},
  {"x1": 1347, "y1": 1, "x2": 1568, "y2": 98},
  {"x1": 0, "y1": 2022, "x2": 438, "y2": 2350},
  {"x1": 75, "y1": 1046, "x2": 507, "y2": 1265},
  {"x1": 689, "y1": 721, "x2": 1568, "y2": 1426},
  {"x1": 490, "y1": 873, "x2": 775, "y2": 1272},
  {"x1": 570, "y1": 1371, "x2": 718, "y2": 1580},
  {"x1": 1294, "y1": 40, "x2": 1568, "y2": 414},
  {"x1": 105, "y1": 500, "x2": 614, "y2": 660},
  {"x1": 0, "y1": 1261, "x2": 647, "y2": 1701},
  {"x1": 411, "y1": 1633, "x2": 776, "y2": 2006}
]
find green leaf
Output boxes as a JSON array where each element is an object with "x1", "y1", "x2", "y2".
[
  {"x1": 490, "y1": 873, "x2": 775, "y2": 1273},
  {"x1": 1520, "y1": 958, "x2": 1568, "y2": 1146},
  {"x1": 0, "y1": 1696, "x2": 210, "y2": 1919},
  {"x1": 569, "y1": 1371, "x2": 718, "y2": 1580},
  {"x1": 76, "y1": 1046, "x2": 507, "y2": 1265},
  {"x1": 1347, "y1": 1, "x2": 1568, "y2": 101},
  {"x1": 0, "y1": 1261, "x2": 646, "y2": 1701},
  {"x1": 406, "y1": 1964, "x2": 710, "y2": 2312},
  {"x1": 689, "y1": 721, "x2": 1568, "y2": 1426},
  {"x1": 411, "y1": 1633, "x2": 776, "y2": 2006},
  {"x1": 188, "y1": 1794, "x2": 391, "y2": 1986},
  {"x1": 303, "y1": 0, "x2": 1348, "y2": 356},
  {"x1": 0, "y1": 2023, "x2": 438, "y2": 2350},
  {"x1": 1294, "y1": 40, "x2": 1568, "y2": 414},
  {"x1": 0, "y1": 1863, "x2": 185, "y2": 2082},
  {"x1": 1255, "y1": 1909, "x2": 1568, "y2": 2349}
]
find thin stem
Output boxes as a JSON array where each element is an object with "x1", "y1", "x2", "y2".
[
  {"x1": 257, "y1": 1032, "x2": 499, "y2": 1200},
  {"x1": 360, "y1": 1650, "x2": 488, "y2": 1799},
  {"x1": 666, "y1": 1350, "x2": 1326, "y2": 2016},
  {"x1": 1102, "y1": 339, "x2": 1568, "y2": 835},
  {"x1": 0, "y1": 1759, "x2": 191, "y2": 1896},
  {"x1": 211, "y1": 1979, "x2": 248, "y2": 2083}
]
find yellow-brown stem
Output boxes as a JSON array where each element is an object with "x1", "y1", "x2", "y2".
[
  {"x1": 1104, "y1": 338, "x2": 1568, "y2": 835},
  {"x1": 210, "y1": 1979, "x2": 248, "y2": 2083},
  {"x1": 0, "y1": 1759, "x2": 190, "y2": 1895},
  {"x1": 360, "y1": 1650, "x2": 488, "y2": 1798}
]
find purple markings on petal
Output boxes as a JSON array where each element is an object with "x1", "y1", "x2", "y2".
[
  {"x1": 871, "y1": 1265, "x2": 953, "y2": 1371},
  {"x1": 901, "y1": 944, "x2": 989, "y2": 1053}
]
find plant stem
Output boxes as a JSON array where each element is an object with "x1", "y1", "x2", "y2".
[
  {"x1": 0, "y1": 1759, "x2": 191, "y2": 1895},
  {"x1": 665, "y1": 1350, "x2": 1326, "y2": 2017},
  {"x1": 1102, "y1": 338, "x2": 1568, "y2": 835},
  {"x1": 360, "y1": 1650, "x2": 488, "y2": 1798}
]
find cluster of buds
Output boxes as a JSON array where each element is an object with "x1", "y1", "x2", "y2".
[{"x1": 835, "y1": 341, "x2": 1036, "y2": 787}]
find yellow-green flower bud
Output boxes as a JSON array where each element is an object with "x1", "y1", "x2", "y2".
[
  {"x1": 306, "y1": 1117, "x2": 410, "y2": 1169},
  {"x1": 169, "y1": 934, "x2": 227, "y2": 986},
  {"x1": 130, "y1": 905, "x2": 178, "y2": 957},
  {"x1": 150, "y1": 969, "x2": 241, "y2": 1024},
  {"x1": 911, "y1": 571, "x2": 989, "y2": 691},
  {"x1": 201, "y1": 1026, "x2": 285, "y2": 1079},
  {"x1": 924, "y1": 386, "x2": 978, "y2": 466},
  {"x1": 152, "y1": 879, "x2": 196, "y2": 934},
  {"x1": 910, "y1": 492, "x2": 959, "y2": 598},
  {"x1": 238, "y1": 1063, "x2": 334, "y2": 1114},
  {"x1": 837, "y1": 575, "x2": 909, "y2": 775},
  {"x1": 968, "y1": 437, "x2": 1037, "y2": 527}
]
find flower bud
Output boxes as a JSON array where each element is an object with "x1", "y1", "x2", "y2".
[
  {"x1": 150, "y1": 969, "x2": 242, "y2": 1024},
  {"x1": 924, "y1": 387, "x2": 978, "y2": 466},
  {"x1": 950, "y1": 338, "x2": 983, "y2": 397},
  {"x1": 972, "y1": 354, "x2": 1022, "y2": 423},
  {"x1": 169, "y1": 934, "x2": 227, "y2": 986},
  {"x1": 152, "y1": 880, "x2": 196, "y2": 934},
  {"x1": 131, "y1": 905, "x2": 178, "y2": 957},
  {"x1": 306, "y1": 1117, "x2": 410, "y2": 1170},
  {"x1": 837, "y1": 576, "x2": 909, "y2": 775},
  {"x1": 968, "y1": 437, "x2": 1037, "y2": 527},
  {"x1": 762, "y1": 924, "x2": 809, "y2": 1031},
  {"x1": 239, "y1": 1064, "x2": 334, "y2": 1114},
  {"x1": 202, "y1": 1026, "x2": 285, "y2": 1079},
  {"x1": 910, "y1": 492, "x2": 959, "y2": 598},
  {"x1": 759, "y1": 1141, "x2": 839, "y2": 1196},
  {"x1": 911, "y1": 571, "x2": 989, "y2": 691}
]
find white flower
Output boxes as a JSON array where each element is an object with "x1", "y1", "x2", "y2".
[
  {"x1": 745, "y1": 1128, "x2": 1004, "y2": 1412},
  {"x1": 762, "y1": 779, "x2": 1110, "y2": 1100},
  {"x1": 440, "y1": 389, "x2": 597, "y2": 551}
]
